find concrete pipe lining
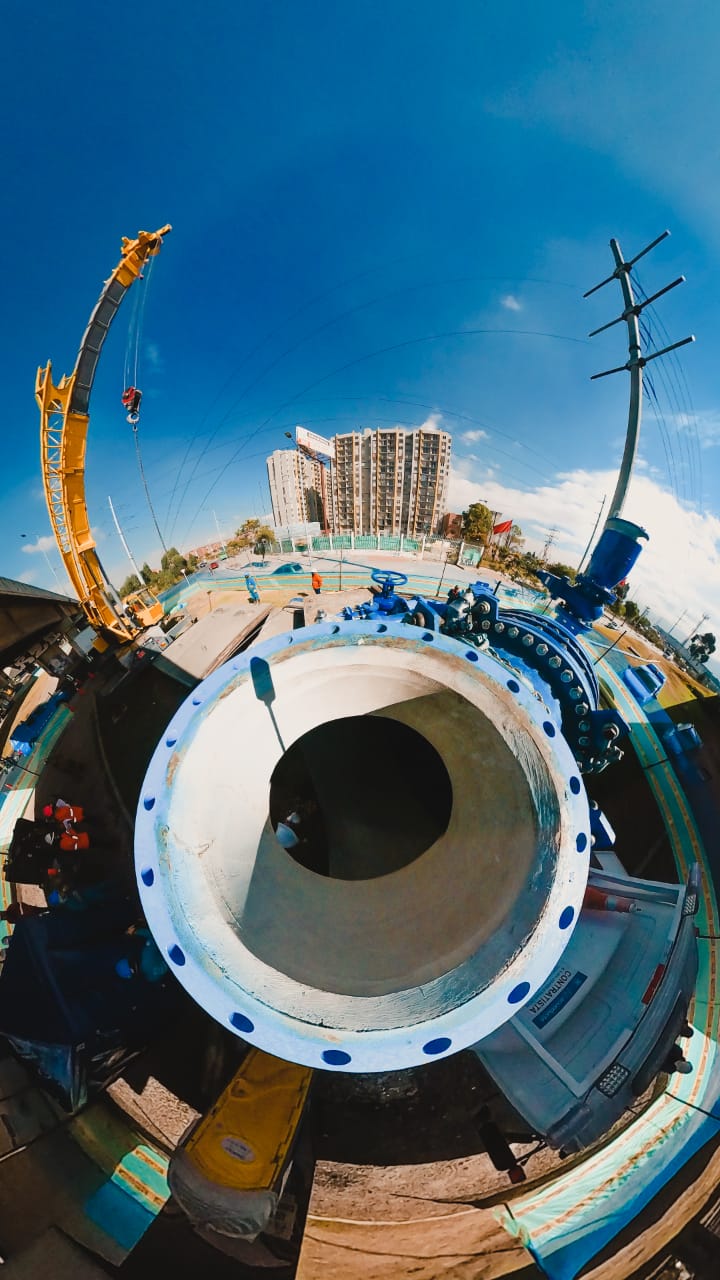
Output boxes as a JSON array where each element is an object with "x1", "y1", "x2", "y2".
[{"x1": 135, "y1": 620, "x2": 590, "y2": 1071}]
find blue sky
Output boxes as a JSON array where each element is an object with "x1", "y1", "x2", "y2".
[{"x1": 4, "y1": 1, "x2": 720, "y2": 659}]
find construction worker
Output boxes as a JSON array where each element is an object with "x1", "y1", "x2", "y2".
[
  {"x1": 43, "y1": 799, "x2": 85, "y2": 830},
  {"x1": 44, "y1": 829, "x2": 90, "y2": 852},
  {"x1": 311, "y1": 571, "x2": 323, "y2": 595}
]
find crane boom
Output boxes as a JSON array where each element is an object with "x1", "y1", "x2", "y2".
[{"x1": 35, "y1": 225, "x2": 172, "y2": 641}]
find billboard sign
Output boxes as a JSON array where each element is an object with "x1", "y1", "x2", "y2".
[{"x1": 296, "y1": 426, "x2": 335, "y2": 462}]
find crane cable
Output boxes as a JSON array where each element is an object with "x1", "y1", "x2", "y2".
[
  {"x1": 122, "y1": 253, "x2": 168, "y2": 553},
  {"x1": 133, "y1": 419, "x2": 168, "y2": 555}
]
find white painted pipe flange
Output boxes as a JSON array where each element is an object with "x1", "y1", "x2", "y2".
[{"x1": 135, "y1": 620, "x2": 590, "y2": 1071}]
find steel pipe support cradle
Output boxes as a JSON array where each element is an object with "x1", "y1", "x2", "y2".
[{"x1": 135, "y1": 620, "x2": 591, "y2": 1072}]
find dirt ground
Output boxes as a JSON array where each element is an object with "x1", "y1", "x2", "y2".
[{"x1": 593, "y1": 621, "x2": 711, "y2": 708}]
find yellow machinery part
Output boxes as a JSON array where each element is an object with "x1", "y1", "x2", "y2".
[
  {"x1": 124, "y1": 588, "x2": 164, "y2": 628},
  {"x1": 36, "y1": 225, "x2": 171, "y2": 642},
  {"x1": 181, "y1": 1048, "x2": 312, "y2": 1193}
]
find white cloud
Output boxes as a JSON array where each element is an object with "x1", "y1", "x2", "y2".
[
  {"x1": 447, "y1": 463, "x2": 720, "y2": 636},
  {"x1": 500, "y1": 294, "x2": 522, "y2": 312},
  {"x1": 660, "y1": 409, "x2": 720, "y2": 451},
  {"x1": 460, "y1": 429, "x2": 489, "y2": 443},
  {"x1": 419, "y1": 412, "x2": 442, "y2": 431},
  {"x1": 145, "y1": 342, "x2": 164, "y2": 371},
  {"x1": 20, "y1": 534, "x2": 55, "y2": 555}
]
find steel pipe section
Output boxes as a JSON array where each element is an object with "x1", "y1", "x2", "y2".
[{"x1": 135, "y1": 620, "x2": 590, "y2": 1072}]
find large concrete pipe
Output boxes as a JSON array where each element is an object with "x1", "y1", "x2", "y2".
[{"x1": 135, "y1": 620, "x2": 590, "y2": 1072}]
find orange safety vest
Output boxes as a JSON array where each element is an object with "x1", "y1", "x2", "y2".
[
  {"x1": 59, "y1": 829, "x2": 90, "y2": 852},
  {"x1": 56, "y1": 804, "x2": 84, "y2": 825},
  {"x1": 312, "y1": 573, "x2": 323, "y2": 589}
]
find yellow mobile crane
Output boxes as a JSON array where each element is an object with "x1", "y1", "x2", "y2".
[{"x1": 35, "y1": 226, "x2": 172, "y2": 644}]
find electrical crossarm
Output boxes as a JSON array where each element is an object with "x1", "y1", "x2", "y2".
[{"x1": 35, "y1": 225, "x2": 172, "y2": 641}]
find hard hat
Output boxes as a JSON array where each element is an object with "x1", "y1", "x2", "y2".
[{"x1": 275, "y1": 821, "x2": 300, "y2": 850}]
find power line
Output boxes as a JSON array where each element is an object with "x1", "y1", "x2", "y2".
[
  {"x1": 178, "y1": 326, "x2": 588, "y2": 545},
  {"x1": 165, "y1": 279, "x2": 578, "y2": 536},
  {"x1": 162, "y1": 264, "x2": 575, "y2": 530}
]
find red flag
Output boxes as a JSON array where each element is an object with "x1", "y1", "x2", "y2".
[{"x1": 493, "y1": 519, "x2": 513, "y2": 535}]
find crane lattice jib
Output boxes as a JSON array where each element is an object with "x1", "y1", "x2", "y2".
[{"x1": 35, "y1": 226, "x2": 171, "y2": 639}]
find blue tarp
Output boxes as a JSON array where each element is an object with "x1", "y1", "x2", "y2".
[{"x1": 10, "y1": 691, "x2": 68, "y2": 755}]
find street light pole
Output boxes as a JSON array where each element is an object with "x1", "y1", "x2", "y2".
[
  {"x1": 285, "y1": 432, "x2": 313, "y2": 567},
  {"x1": 212, "y1": 510, "x2": 228, "y2": 557},
  {"x1": 20, "y1": 533, "x2": 64, "y2": 592}
]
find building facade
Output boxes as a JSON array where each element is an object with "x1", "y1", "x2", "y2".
[
  {"x1": 441, "y1": 512, "x2": 463, "y2": 539},
  {"x1": 330, "y1": 427, "x2": 452, "y2": 537},
  {"x1": 266, "y1": 449, "x2": 327, "y2": 529}
]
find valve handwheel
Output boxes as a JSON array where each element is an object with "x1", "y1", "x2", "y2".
[{"x1": 371, "y1": 569, "x2": 408, "y2": 591}]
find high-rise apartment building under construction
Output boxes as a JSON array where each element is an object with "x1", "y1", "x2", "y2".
[
  {"x1": 266, "y1": 449, "x2": 328, "y2": 530},
  {"x1": 331, "y1": 426, "x2": 452, "y2": 537}
]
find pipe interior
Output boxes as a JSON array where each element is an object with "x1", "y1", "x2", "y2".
[
  {"x1": 166, "y1": 643, "x2": 564, "y2": 1025},
  {"x1": 269, "y1": 714, "x2": 453, "y2": 879}
]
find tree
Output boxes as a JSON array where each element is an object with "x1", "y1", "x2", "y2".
[
  {"x1": 119, "y1": 573, "x2": 141, "y2": 597},
  {"x1": 141, "y1": 562, "x2": 154, "y2": 585},
  {"x1": 545, "y1": 561, "x2": 577, "y2": 582},
  {"x1": 462, "y1": 503, "x2": 493, "y2": 544},
  {"x1": 253, "y1": 525, "x2": 276, "y2": 559},
  {"x1": 689, "y1": 632, "x2": 716, "y2": 663},
  {"x1": 231, "y1": 518, "x2": 262, "y2": 549},
  {"x1": 624, "y1": 599, "x2": 640, "y2": 623},
  {"x1": 161, "y1": 546, "x2": 187, "y2": 573},
  {"x1": 515, "y1": 550, "x2": 542, "y2": 579}
]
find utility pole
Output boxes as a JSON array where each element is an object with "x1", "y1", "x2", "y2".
[
  {"x1": 584, "y1": 232, "x2": 694, "y2": 525},
  {"x1": 212, "y1": 510, "x2": 228, "y2": 557},
  {"x1": 108, "y1": 495, "x2": 144, "y2": 584},
  {"x1": 541, "y1": 527, "x2": 557, "y2": 565},
  {"x1": 667, "y1": 607, "x2": 688, "y2": 636},
  {"x1": 684, "y1": 613, "x2": 709, "y2": 646},
  {"x1": 577, "y1": 495, "x2": 606, "y2": 574},
  {"x1": 285, "y1": 432, "x2": 314, "y2": 566}
]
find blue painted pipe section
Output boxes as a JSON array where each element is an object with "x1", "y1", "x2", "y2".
[
  {"x1": 585, "y1": 518, "x2": 648, "y2": 591},
  {"x1": 538, "y1": 517, "x2": 648, "y2": 625}
]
